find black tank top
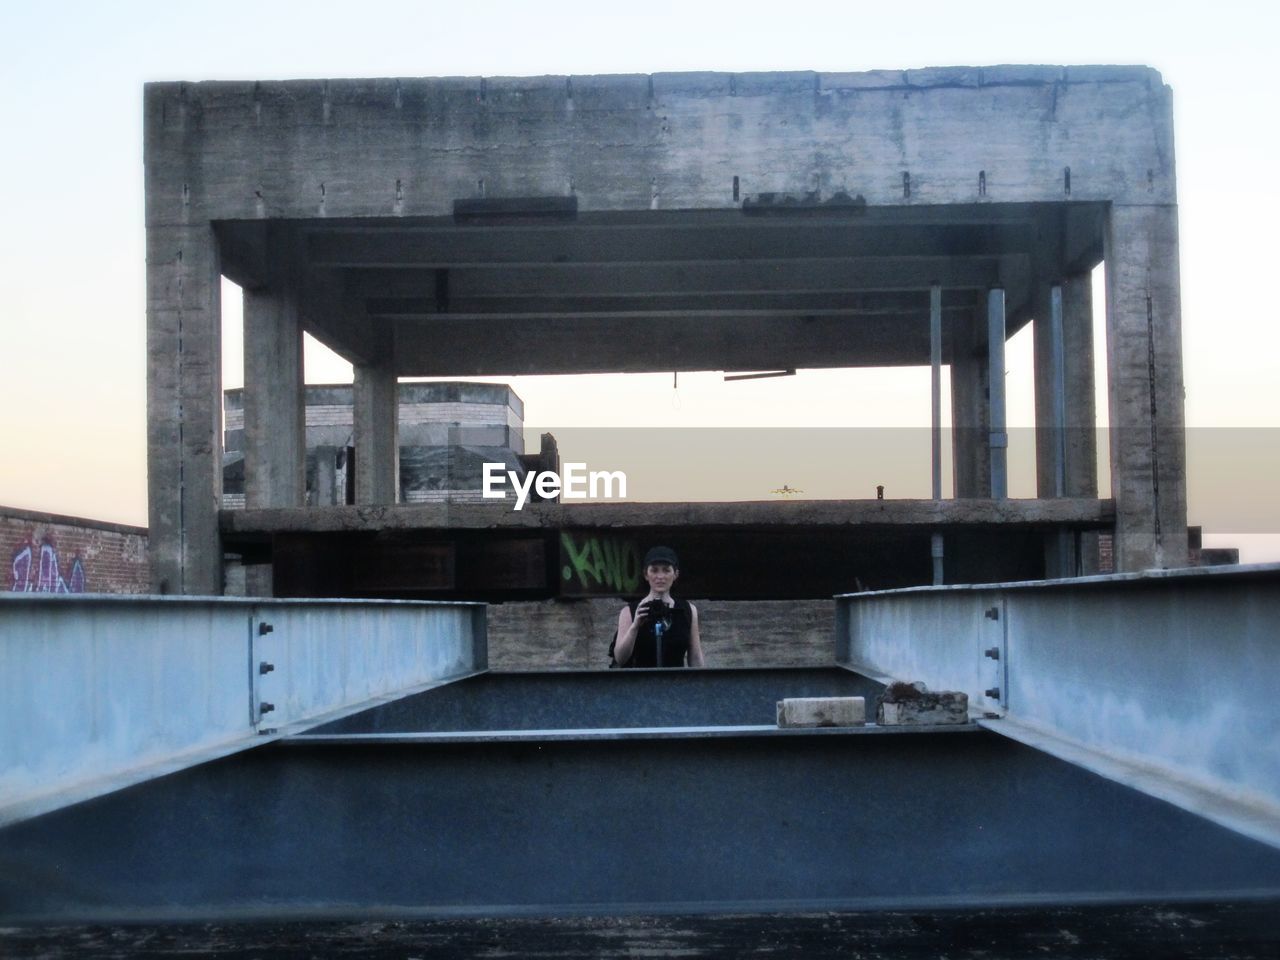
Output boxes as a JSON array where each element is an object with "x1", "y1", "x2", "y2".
[{"x1": 621, "y1": 597, "x2": 692, "y2": 668}]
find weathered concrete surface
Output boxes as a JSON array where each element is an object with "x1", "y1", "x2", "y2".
[
  {"x1": 222, "y1": 497, "x2": 1115, "y2": 534},
  {"x1": 777, "y1": 696, "x2": 866, "y2": 727},
  {"x1": 486, "y1": 598, "x2": 834, "y2": 669},
  {"x1": 875, "y1": 681, "x2": 970, "y2": 725},
  {"x1": 352, "y1": 361, "x2": 398, "y2": 505},
  {"x1": 242, "y1": 253, "x2": 305, "y2": 510},
  {"x1": 950, "y1": 303, "x2": 992, "y2": 498},
  {"x1": 145, "y1": 223, "x2": 222, "y2": 595},
  {"x1": 1104, "y1": 204, "x2": 1188, "y2": 569},
  {"x1": 143, "y1": 67, "x2": 1184, "y2": 590},
  {"x1": 144, "y1": 68, "x2": 1173, "y2": 225}
]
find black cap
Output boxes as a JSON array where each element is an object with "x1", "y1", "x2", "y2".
[{"x1": 643, "y1": 545, "x2": 679, "y2": 568}]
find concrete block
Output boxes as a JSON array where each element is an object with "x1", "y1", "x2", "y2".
[
  {"x1": 776, "y1": 697, "x2": 865, "y2": 728},
  {"x1": 876, "y1": 682, "x2": 969, "y2": 725}
]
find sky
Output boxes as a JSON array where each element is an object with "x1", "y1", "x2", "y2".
[{"x1": 1, "y1": 0, "x2": 1277, "y2": 558}]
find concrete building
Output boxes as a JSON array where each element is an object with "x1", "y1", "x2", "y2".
[
  {"x1": 221, "y1": 381, "x2": 529, "y2": 509},
  {"x1": 144, "y1": 66, "x2": 1187, "y2": 597}
]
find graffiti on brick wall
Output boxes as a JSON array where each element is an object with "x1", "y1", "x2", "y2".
[
  {"x1": 9, "y1": 534, "x2": 87, "y2": 593},
  {"x1": 559, "y1": 531, "x2": 643, "y2": 596}
]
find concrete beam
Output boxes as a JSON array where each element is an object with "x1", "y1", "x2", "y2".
[
  {"x1": 389, "y1": 309, "x2": 980, "y2": 376},
  {"x1": 143, "y1": 71, "x2": 1173, "y2": 222},
  {"x1": 347, "y1": 257, "x2": 1009, "y2": 299},
  {"x1": 1103, "y1": 204, "x2": 1188, "y2": 570},
  {"x1": 221, "y1": 497, "x2": 1115, "y2": 535},
  {"x1": 146, "y1": 224, "x2": 223, "y2": 595},
  {"x1": 307, "y1": 220, "x2": 1035, "y2": 268}
]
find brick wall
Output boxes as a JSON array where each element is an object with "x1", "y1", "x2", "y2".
[{"x1": 3, "y1": 507, "x2": 149, "y2": 595}]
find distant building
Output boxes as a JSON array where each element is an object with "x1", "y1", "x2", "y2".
[{"x1": 222, "y1": 382, "x2": 533, "y2": 509}]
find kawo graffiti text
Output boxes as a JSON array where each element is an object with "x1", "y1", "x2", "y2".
[{"x1": 483, "y1": 462, "x2": 627, "y2": 511}]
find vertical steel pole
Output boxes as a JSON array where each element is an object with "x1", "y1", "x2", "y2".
[
  {"x1": 1049, "y1": 282, "x2": 1074, "y2": 574},
  {"x1": 988, "y1": 288, "x2": 1008, "y2": 499},
  {"x1": 931, "y1": 284, "x2": 944, "y2": 585}
]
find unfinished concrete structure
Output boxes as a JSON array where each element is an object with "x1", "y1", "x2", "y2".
[
  {"x1": 222, "y1": 381, "x2": 530, "y2": 509},
  {"x1": 144, "y1": 66, "x2": 1186, "y2": 596}
]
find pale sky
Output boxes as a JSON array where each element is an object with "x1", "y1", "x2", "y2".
[{"x1": 1, "y1": 1, "x2": 1277, "y2": 558}]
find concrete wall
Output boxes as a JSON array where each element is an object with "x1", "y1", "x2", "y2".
[
  {"x1": 3, "y1": 506, "x2": 148, "y2": 595},
  {"x1": 487, "y1": 598, "x2": 833, "y2": 669}
]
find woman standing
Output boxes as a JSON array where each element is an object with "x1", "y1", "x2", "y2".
[{"x1": 611, "y1": 546, "x2": 705, "y2": 668}]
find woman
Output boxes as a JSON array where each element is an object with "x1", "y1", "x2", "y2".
[{"x1": 611, "y1": 546, "x2": 705, "y2": 668}]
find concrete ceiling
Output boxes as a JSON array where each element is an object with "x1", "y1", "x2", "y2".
[{"x1": 215, "y1": 201, "x2": 1105, "y2": 376}]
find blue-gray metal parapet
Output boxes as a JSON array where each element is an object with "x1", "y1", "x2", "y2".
[
  {"x1": 836, "y1": 563, "x2": 1280, "y2": 849},
  {"x1": 0, "y1": 594, "x2": 486, "y2": 826}
]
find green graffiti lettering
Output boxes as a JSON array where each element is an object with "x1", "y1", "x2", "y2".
[
  {"x1": 561, "y1": 531, "x2": 598, "y2": 589},
  {"x1": 560, "y1": 531, "x2": 647, "y2": 594},
  {"x1": 589, "y1": 537, "x2": 609, "y2": 587},
  {"x1": 602, "y1": 537, "x2": 622, "y2": 591}
]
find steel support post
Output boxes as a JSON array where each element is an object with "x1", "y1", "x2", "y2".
[{"x1": 931, "y1": 284, "x2": 944, "y2": 585}]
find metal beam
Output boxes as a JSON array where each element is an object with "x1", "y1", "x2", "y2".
[{"x1": 837, "y1": 563, "x2": 1280, "y2": 851}]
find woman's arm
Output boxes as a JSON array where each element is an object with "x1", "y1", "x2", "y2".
[
  {"x1": 686, "y1": 602, "x2": 705, "y2": 667},
  {"x1": 613, "y1": 603, "x2": 642, "y2": 666}
]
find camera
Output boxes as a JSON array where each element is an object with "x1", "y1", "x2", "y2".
[{"x1": 641, "y1": 599, "x2": 672, "y2": 628}]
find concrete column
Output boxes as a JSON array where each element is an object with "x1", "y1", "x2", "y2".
[
  {"x1": 987, "y1": 288, "x2": 1008, "y2": 499},
  {"x1": 243, "y1": 277, "x2": 305, "y2": 509},
  {"x1": 1060, "y1": 273, "x2": 1099, "y2": 500},
  {"x1": 1103, "y1": 204, "x2": 1188, "y2": 570},
  {"x1": 1062, "y1": 274, "x2": 1102, "y2": 574},
  {"x1": 950, "y1": 305, "x2": 991, "y2": 498},
  {"x1": 314, "y1": 446, "x2": 339, "y2": 506},
  {"x1": 146, "y1": 224, "x2": 223, "y2": 595},
  {"x1": 1032, "y1": 273, "x2": 1102, "y2": 576},
  {"x1": 1032, "y1": 281, "x2": 1063, "y2": 499},
  {"x1": 353, "y1": 363, "x2": 399, "y2": 504}
]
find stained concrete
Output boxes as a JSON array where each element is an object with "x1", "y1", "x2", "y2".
[{"x1": 144, "y1": 67, "x2": 1186, "y2": 592}]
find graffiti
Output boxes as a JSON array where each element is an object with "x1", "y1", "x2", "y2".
[
  {"x1": 9, "y1": 534, "x2": 87, "y2": 593},
  {"x1": 559, "y1": 531, "x2": 642, "y2": 596}
]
